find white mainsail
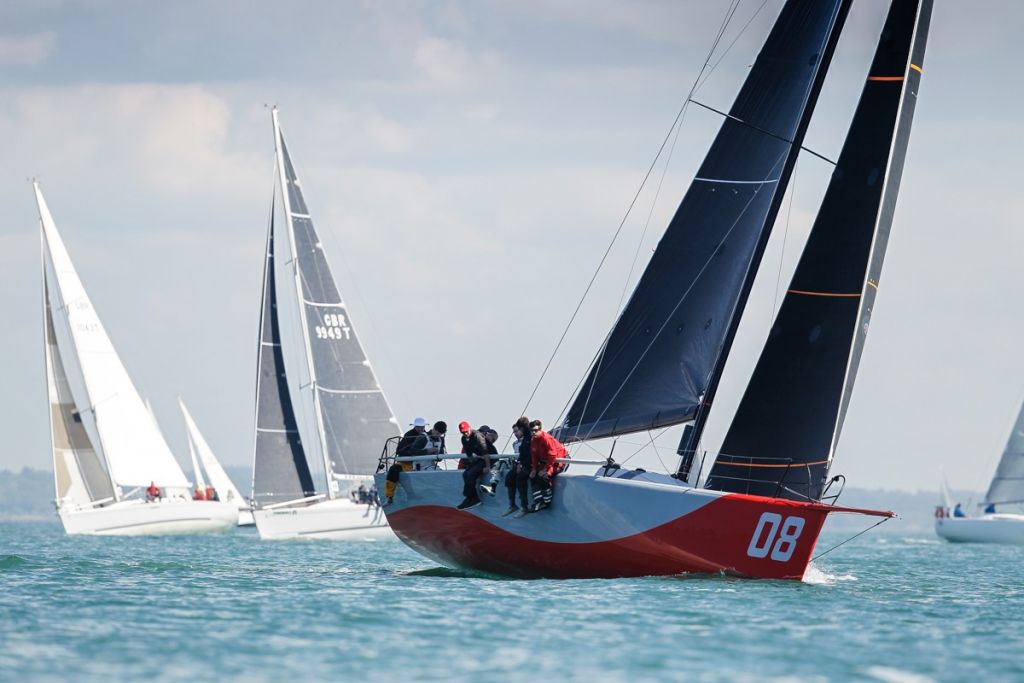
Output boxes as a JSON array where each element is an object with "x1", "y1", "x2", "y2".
[
  {"x1": 179, "y1": 399, "x2": 248, "y2": 508},
  {"x1": 985, "y1": 400, "x2": 1024, "y2": 507},
  {"x1": 36, "y1": 182, "x2": 189, "y2": 491}
]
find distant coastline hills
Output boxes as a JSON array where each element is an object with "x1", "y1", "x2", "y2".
[{"x1": 1, "y1": 467, "x2": 978, "y2": 532}]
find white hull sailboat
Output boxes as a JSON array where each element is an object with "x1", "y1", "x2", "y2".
[
  {"x1": 935, "y1": 514, "x2": 1024, "y2": 544},
  {"x1": 37, "y1": 182, "x2": 238, "y2": 536},
  {"x1": 59, "y1": 499, "x2": 238, "y2": 536},
  {"x1": 378, "y1": 0, "x2": 931, "y2": 579},
  {"x1": 249, "y1": 109, "x2": 398, "y2": 540},
  {"x1": 252, "y1": 497, "x2": 389, "y2": 540},
  {"x1": 179, "y1": 399, "x2": 255, "y2": 526},
  {"x1": 936, "y1": 401, "x2": 1024, "y2": 543}
]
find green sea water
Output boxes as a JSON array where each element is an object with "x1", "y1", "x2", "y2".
[{"x1": 1, "y1": 519, "x2": 1020, "y2": 682}]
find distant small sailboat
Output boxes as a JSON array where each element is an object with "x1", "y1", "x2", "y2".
[
  {"x1": 36, "y1": 182, "x2": 238, "y2": 535},
  {"x1": 935, "y1": 400, "x2": 1024, "y2": 543},
  {"x1": 179, "y1": 399, "x2": 256, "y2": 526},
  {"x1": 249, "y1": 109, "x2": 397, "y2": 540}
]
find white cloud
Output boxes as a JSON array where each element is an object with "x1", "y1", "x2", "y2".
[
  {"x1": 3, "y1": 84, "x2": 261, "y2": 201},
  {"x1": 412, "y1": 37, "x2": 499, "y2": 89},
  {"x1": 0, "y1": 31, "x2": 57, "y2": 66},
  {"x1": 413, "y1": 37, "x2": 471, "y2": 87}
]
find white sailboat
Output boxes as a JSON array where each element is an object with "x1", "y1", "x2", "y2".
[
  {"x1": 37, "y1": 182, "x2": 238, "y2": 535},
  {"x1": 179, "y1": 398, "x2": 256, "y2": 526},
  {"x1": 935, "y1": 400, "x2": 1024, "y2": 543},
  {"x1": 249, "y1": 109, "x2": 397, "y2": 540}
]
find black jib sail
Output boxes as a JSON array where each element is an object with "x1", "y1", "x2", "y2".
[
  {"x1": 559, "y1": 0, "x2": 851, "y2": 443},
  {"x1": 275, "y1": 117, "x2": 400, "y2": 479},
  {"x1": 251, "y1": 215, "x2": 316, "y2": 506},
  {"x1": 705, "y1": 0, "x2": 933, "y2": 501}
]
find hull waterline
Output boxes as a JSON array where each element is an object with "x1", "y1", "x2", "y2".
[
  {"x1": 253, "y1": 497, "x2": 392, "y2": 540},
  {"x1": 376, "y1": 468, "x2": 884, "y2": 580}
]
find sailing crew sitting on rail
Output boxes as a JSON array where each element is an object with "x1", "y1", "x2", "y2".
[
  {"x1": 456, "y1": 421, "x2": 491, "y2": 510},
  {"x1": 953, "y1": 503, "x2": 966, "y2": 518},
  {"x1": 193, "y1": 486, "x2": 206, "y2": 501},
  {"x1": 384, "y1": 417, "x2": 435, "y2": 506},
  {"x1": 431, "y1": 420, "x2": 448, "y2": 449},
  {"x1": 146, "y1": 481, "x2": 161, "y2": 502},
  {"x1": 984, "y1": 503, "x2": 996, "y2": 514},
  {"x1": 529, "y1": 420, "x2": 568, "y2": 512},
  {"x1": 419, "y1": 421, "x2": 447, "y2": 471},
  {"x1": 503, "y1": 417, "x2": 533, "y2": 518},
  {"x1": 206, "y1": 486, "x2": 219, "y2": 502},
  {"x1": 478, "y1": 426, "x2": 499, "y2": 496}
]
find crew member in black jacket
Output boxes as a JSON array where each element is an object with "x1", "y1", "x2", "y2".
[{"x1": 457, "y1": 421, "x2": 491, "y2": 510}]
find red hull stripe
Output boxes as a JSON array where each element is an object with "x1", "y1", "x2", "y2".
[{"x1": 389, "y1": 493, "x2": 831, "y2": 580}]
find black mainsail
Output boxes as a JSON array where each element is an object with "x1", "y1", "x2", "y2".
[
  {"x1": 559, "y1": 0, "x2": 851, "y2": 444},
  {"x1": 273, "y1": 111, "x2": 400, "y2": 486},
  {"x1": 251, "y1": 216, "x2": 316, "y2": 506},
  {"x1": 706, "y1": 0, "x2": 933, "y2": 500}
]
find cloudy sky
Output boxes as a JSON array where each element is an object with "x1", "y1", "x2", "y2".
[{"x1": 1, "y1": 0, "x2": 1021, "y2": 495}]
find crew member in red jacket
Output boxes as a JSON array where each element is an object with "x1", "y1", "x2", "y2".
[{"x1": 529, "y1": 420, "x2": 567, "y2": 511}]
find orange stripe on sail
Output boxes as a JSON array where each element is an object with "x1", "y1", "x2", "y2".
[
  {"x1": 910, "y1": 64, "x2": 923, "y2": 73},
  {"x1": 715, "y1": 459, "x2": 829, "y2": 469},
  {"x1": 868, "y1": 76, "x2": 905, "y2": 82},
  {"x1": 788, "y1": 289, "x2": 861, "y2": 298},
  {"x1": 866, "y1": 280, "x2": 878, "y2": 290}
]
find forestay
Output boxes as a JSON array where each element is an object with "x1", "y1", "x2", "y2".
[
  {"x1": 250, "y1": 216, "x2": 317, "y2": 506},
  {"x1": 558, "y1": 0, "x2": 849, "y2": 443},
  {"x1": 707, "y1": 0, "x2": 933, "y2": 501},
  {"x1": 273, "y1": 112, "x2": 400, "y2": 479},
  {"x1": 986, "y1": 401, "x2": 1024, "y2": 507},
  {"x1": 36, "y1": 184, "x2": 189, "y2": 490}
]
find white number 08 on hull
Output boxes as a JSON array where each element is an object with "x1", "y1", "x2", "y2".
[{"x1": 747, "y1": 512, "x2": 805, "y2": 562}]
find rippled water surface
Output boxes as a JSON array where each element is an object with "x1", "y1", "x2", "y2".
[{"x1": 1, "y1": 520, "x2": 1020, "y2": 682}]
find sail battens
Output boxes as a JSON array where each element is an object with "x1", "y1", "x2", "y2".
[
  {"x1": 260, "y1": 341, "x2": 282, "y2": 347},
  {"x1": 910, "y1": 64, "x2": 923, "y2": 73},
  {"x1": 693, "y1": 177, "x2": 780, "y2": 185},
  {"x1": 291, "y1": 212, "x2": 311, "y2": 218},
  {"x1": 257, "y1": 427, "x2": 300, "y2": 434},
  {"x1": 707, "y1": 0, "x2": 932, "y2": 501},
  {"x1": 787, "y1": 289, "x2": 861, "y2": 298},
  {"x1": 317, "y1": 387, "x2": 383, "y2": 395},
  {"x1": 713, "y1": 458, "x2": 829, "y2": 469},
  {"x1": 303, "y1": 299, "x2": 345, "y2": 308},
  {"x1": 868, "y1": 76, "x2": 905, "y2": 82}
]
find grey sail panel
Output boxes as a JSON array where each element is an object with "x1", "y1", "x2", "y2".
[
  {"x1": 278, "y1": 135, "x2": 399, "y2": 475},
  {"x1": 706, "y1": 0, "x2": 932, "y2": 501},
  {"x1": 251, "y1": 218, "x2": 317, "y2": 506},
  {"x1": 44, "y1": 278, "x2": 113, "y2": 504},
  {"x1": 986, "y1": 400, "x2": 1024, "y2": 506},
  {"x1": 558, "y1": 0, "x2": 850, "y2": 443}
]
